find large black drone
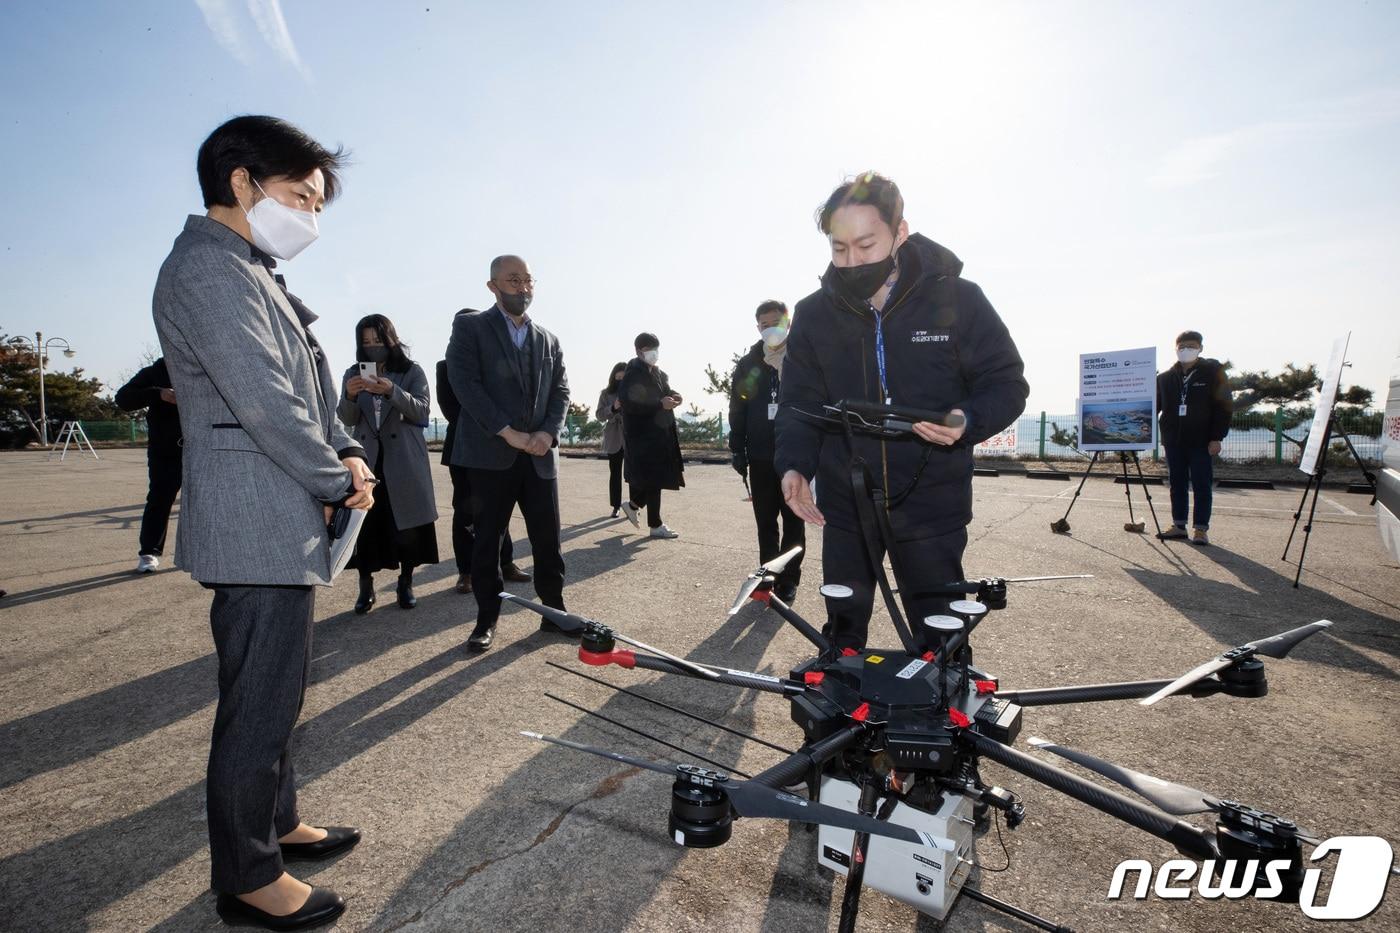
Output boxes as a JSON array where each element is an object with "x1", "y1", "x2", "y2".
[{"x1": 502, "y1": 401, "x2": 1383, "y2": 932}]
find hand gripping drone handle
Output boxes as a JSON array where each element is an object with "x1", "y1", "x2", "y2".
[{"x1": 969, "y1": 733, "x2": 1217, "y2": 861}]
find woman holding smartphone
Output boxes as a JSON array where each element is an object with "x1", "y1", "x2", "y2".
[
  {"x1": 596, "y1": 361, "x2": 628, "y2": 517},
  {"x1": 339, "y1": 314, "x2": 438, "y2": 612},
  {"x1": 619, "y1": 333, "x2": 685, "y2": 538}
]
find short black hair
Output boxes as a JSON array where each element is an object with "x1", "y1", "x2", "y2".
[
  {"x1": 816, "y1": 172, "x2": 904, "y2": 234},
  {"x1": 1175, "y1": 330, "x2": 1204, "y2": 346},
  {"x1": 754, "y1": 299, "x2": 788, "y2": 320},
  {"x1": 197, "y1": 115, "x2": 346, "y2": 209},
  {"x1": 634, "y1": 332, "x2": 659, "y2": 351},
  {"x1": 355, "y1": 313, "x2": 412, "y2": 373}
]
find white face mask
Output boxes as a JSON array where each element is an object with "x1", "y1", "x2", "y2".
[
  {"x1": 1177, "y1": 347, "x2": 1201, "y2": 364},
  {"x1": 243, "y1": 180, "x2": 319, "y2": 260},
  {"x1": 641, "y1": 349, "x2": 659, "y2": 365},
  {"x1": 760, "y1": 325, "x2": 789, "y2": 348}
]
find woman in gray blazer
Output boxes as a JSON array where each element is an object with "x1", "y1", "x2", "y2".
[
  {"x1": 338, "y1": 315, "x2": 438, "y2": 612},
  {"x1": 596, "y1": 361, "x2": 627, "y2": 516}
]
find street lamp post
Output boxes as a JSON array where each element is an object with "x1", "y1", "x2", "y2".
[{"x1": 8, "y1": 331, "x2": 76, "y2": 446}]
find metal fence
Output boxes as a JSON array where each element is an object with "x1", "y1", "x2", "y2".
[{"x1": 54, "y1": 407, "x2": 1386, "y2": 464}]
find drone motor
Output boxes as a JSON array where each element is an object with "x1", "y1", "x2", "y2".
[{"x1": 668, "y1": 765, "x2": 733, "y2": 849}]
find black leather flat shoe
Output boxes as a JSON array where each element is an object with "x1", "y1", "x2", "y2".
[
  {"x1": 466, "y1": 625, "x2": 495, "y2": 651},
  {"x1": 396, "y1": 580, "x2": 416, "y2": 609},
  {"x1": 279, "y1": 826, "x2": 361, "y2": 861},
  {"x1": 215, "y1": 887, "x2": 345, "y2": 930}
]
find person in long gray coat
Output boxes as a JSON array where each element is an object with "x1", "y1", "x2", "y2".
[
  {"x1": 338, "y1": 314, "x2": 438, "y2": 612},
  {"x1": 153, "y1": 115, "x2": 370, "y2": 930},
  {"x1": 596, "y1": 361, "x2": 627, "y2": 516}
]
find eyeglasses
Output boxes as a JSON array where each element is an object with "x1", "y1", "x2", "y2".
[{"x1": 495, "y1": 276, "x2": 536, "y2": 290}]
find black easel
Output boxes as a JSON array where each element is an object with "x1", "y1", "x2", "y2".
[
  {"x1": 1051, "y1": 450, "x2": 1163, "y2": 536},
  {"x1": 1282, "y1": 416, "x2": 1379, "y2": 588}
]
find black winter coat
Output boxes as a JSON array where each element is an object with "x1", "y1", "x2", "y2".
[
  {"x1": 1156, "y1": 358, "x2": 1232, "y2": 448},
  {"x1": 775, "y1": 234, "x2": 1028, "y2": 541},
  {"x1": 621, "y1": 358, "x2": 685, "y2": 490},
  {"x1": 115, "y1": 358, "x2": 183, "y2": 457},
  {"x1": 728, "y1": 340, "x2": 780, "y2": 463}
]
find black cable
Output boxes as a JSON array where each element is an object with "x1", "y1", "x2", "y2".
[
  {"x1": 971, "y1": 809, "x2": 1011, "y2": 873},
  {"x1": 544, "y1": 692, "x2": 752, "y2": 779},
  {"x1": 545, "y1": 661, "x2": 796, "y2": 755}
]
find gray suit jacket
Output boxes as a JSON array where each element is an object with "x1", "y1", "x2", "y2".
[
  {"x1": 337, "y1": 362, "x2": 438, "y2": 530},
  {"x1": 445, "y1": 306, "x2": 569, "y2": 479},
  {"x1": 152, "y1": 215, "x2": 361, "y2": 586}
]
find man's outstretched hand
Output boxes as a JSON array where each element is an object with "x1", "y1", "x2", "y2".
[{"x1": 782, "y1": 470, "x2": 825, "y2": 526}]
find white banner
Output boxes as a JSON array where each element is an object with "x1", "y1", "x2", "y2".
[
  {"x1": 1078, "y1": 347, "x2": 1157, "y2": 452},
  {"x1": 974, "y1": 423, "x2": 1018, "y2": 457},
  {"x1": 1300, "y1": 333, "x2": 1350, "y2": 476}
]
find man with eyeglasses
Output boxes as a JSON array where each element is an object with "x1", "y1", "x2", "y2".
[{"x1": 445, "y1": 255, "x2": 571, "y2": 651}]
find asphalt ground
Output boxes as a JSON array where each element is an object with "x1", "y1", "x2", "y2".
[{"x1": 1, "y1": 449, "x2": 1397, "y2": 933}]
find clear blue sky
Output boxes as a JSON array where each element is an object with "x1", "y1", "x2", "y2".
[{"x1": 2, "y1": 1, "x2": 1397, "y2": 422}]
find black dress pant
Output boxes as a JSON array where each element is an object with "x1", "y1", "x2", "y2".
[
  {"x1": 820, "y1": 523, "x2": 967, "y2": 652},
  {"x1": 449, "y1": 464, "x2": 513, "y2": 573},
  {"x1": 607, "y1": 450, "x2": 624, "y2": 509},
  {"x1": 468, "y1": 454, "x2": 566, "y2": 631},
  {"x1": 628, "y1": 485, "x2": 663, "y2": 528},
  {"x1": 139, "y1": 451, "x2": 182, "y2": 556},
  {"x1": 748, "y1": 458, "x2": 805, "y2": 588},
  {"x1": 205, "y1": 583, "x2": 315, "y2": 894}
]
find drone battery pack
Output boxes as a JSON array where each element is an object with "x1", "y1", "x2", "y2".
[
  {"x1": 973, "y1": 697, "x2": 1022, "y2": 745},
  {"x1": 816, "y1": 777, "x2": 974, "y2": 921}
]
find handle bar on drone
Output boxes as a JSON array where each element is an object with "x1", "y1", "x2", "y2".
[
  {"x1": 966, "y1": 732, "x2": 1218, "y2": 861},
  {"x1": 836, "y1": 399, "x2": 966, "y2": 430},
  {"x1": 995, "y1": 678, "x2": 1228, "y2": 707},
  {"x1": 748, "y1": 723, "x2": 867, "y2": 789},
  {"x1": 623, "y1": 651, "x2": 807, "y2": 697}
]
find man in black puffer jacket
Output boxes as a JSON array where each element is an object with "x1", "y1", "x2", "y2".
[
  {"x1": 775, "y1": 173, "x2": 1028, "y2": 651},
  {"x1": 1155, "y1": 330, "x2": 1232, "y2": 545}
]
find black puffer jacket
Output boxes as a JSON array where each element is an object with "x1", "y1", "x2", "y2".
[
  {"x1": 1156, "y1": 359, "x2": 1232, "y2": 447},
  {"x1": 115, "y1": 358, "x2": 183, "y2": 457},
  {"x1": 774, "y1": 234, "x2": 1028, "y2": 541},
  {"x1": 621, "y1": 358, "x2": 685, "y2": 490},
  {"x1": 729, "y1": 341, "x2": 779, "y2": 463}
]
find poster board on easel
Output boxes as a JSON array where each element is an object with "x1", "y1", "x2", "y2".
[
  {"x1": 1299, "y1": 333, "x2": 1350, "y2": 476},
  {"x1": 1077, "y1": 347, "x2": 1157, "y2": 452}
]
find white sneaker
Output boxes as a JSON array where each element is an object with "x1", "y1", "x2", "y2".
[
  {"x1": 650, "y1": 524, "x2": 680, "y2": 539},
  {"x1": 619, "y1": 501, "x2": 640, "y2": 528},
  {"x1": 136, "y1": 554, "x2": 160, "y2": 573}
]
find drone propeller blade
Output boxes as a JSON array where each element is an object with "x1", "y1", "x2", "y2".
[
  {"x1": 1139, "y1": 656, "x2": 1233, "y2": 707},
  {"x1": 1245, "y1": 620, "x2": 1332, "y2": 659},
  {"x1": 1141, "y1": 620, "x2": 1334, "y2": 707},
  {"x1": 728, "y1": 546, "x2": 805, "y2": 616},
  {"x1": 499, "y1": 594, "x2": 587, "y2": 634},
  {"x1": 520, "y1": 731, "x2": 678, "y2": 777},
  {"x1": 723, "y1": 780, "x2": 954, "y2": 851},
  {"x1": 1027, "y1": 737, "x2": 1219, "y2": 816},
  {"x1": 1002, "y1": 574, "x2": 1095, "y2": 584}
]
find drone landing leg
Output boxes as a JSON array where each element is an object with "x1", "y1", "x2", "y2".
[
  {"x1": 1051, "y1": 452, "x2": 1099, "y2": 534},
  {"x1": 958, "y1": 885, "x2": 1073, "y2": 933},
  {"x1": 835, "y1": 779, "x2": 882, "y2": 933}
]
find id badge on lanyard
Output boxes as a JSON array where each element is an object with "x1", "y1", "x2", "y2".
[
  {"x1": 768, "y1": 374, "x2": 779, "y2": 420},
  {"x1": 1178, "y1": 375, "x2": 1192, "y2": 417}
]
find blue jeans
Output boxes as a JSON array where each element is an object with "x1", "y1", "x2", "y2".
[{"x1": 1164, "y1": 444, "x2": 1213, "y2": 529}]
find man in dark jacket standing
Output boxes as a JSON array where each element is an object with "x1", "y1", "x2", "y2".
[
  {"x1": 730, "y1": 300, "x2": 804, "y2": 600},
  {"x1": 446, "y1": 256, "x2": 571, "y2": 652},
  {"x1": 115, "y1": 357, "x2": 183, "y2": 574},
  {"x1": 436, "y1": 341, "x2": 528, "y2": 594},
  {"x1": 776, "y1": 173, "x2": 1028, "y2": 652},
  {"x1": 620, "y1": 333, "x2": 684, "y2": 539},
  {"x1": 1155, "y1": 330, "x2": 1232, "y2": 545}
]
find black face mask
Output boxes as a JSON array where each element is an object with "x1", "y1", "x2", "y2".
[
  {"x1": 830, "y1": 245, "x2": 899, "y2": 305},
  {"x1": 499, "y1": 291, "x2": 532, "y2": 317},
  {"x1": 362, "y1": 346, "x2": 390, "y2": 363}
]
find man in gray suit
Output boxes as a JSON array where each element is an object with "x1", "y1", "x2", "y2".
[
  {"x1": 152, "y1": 116, "x2": 372, "y2": 931},
  {"x1": 446, "y1": 255, "x2": 570, "y2": 651}
]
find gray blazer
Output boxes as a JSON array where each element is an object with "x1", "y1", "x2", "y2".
[
  {"x1": 337, "y1": 362, "x2": 438, "y2": 530},
  {"x1": 152, "y1": 215, "x2": 361, "y2": 586},
  {"x1": 596, "y1": 389, "x2": 624, "y2": 455},
  {"x1": 444, "y1": 307, "x2": 569, "y2": 479}
]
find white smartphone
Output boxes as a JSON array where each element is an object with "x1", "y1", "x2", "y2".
[{"x1": 358, "y1": 361, "x2": 378, "y2": 380}]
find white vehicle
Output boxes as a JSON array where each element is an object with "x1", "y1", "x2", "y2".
[{"x1": 1378, "y1": 345, "x2": 1400, "y2": 563}]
